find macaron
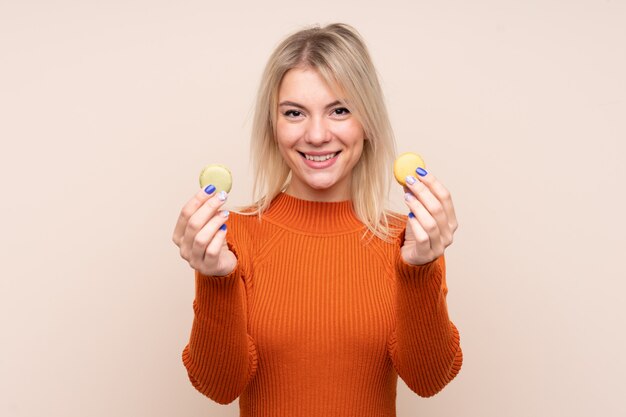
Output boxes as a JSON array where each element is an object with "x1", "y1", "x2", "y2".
[
  {"x1": 393, "y1": 152, "x2": 426, "y2": 186},
  {"x1": 199, "y1": 164, "x2": 232, "y2": 193}
]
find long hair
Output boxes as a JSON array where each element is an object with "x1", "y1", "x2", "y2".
[{"x1": 245, "y1": 23, "x2": 401, "y2": 241}]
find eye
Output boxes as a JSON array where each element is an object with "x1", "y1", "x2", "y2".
[
  {"x1": 333, "y1": 107, "x2": 351, "y2": 116},
  {"x1": 284, "y1": 110, "x2": 302, "y2": 117}
]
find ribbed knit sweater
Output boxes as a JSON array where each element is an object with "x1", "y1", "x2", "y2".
[{"x1": 182, "y1": 192, "x2": 463, "y2": 417}]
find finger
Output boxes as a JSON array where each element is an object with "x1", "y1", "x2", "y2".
[
  {"x1": 412, "y1": 170, "x2": 458, "y2": 232},
  {"x1": 406, "y1": 210, "x2": 430, "y2": 244},
  {"x1": 172, "y1": 185, "x2": 218, "y2": 246},
  {"x1": 204, "y1": 221, "x2": 228, "y2": 261},
  {"x1": 182, "y1": 191, "x2": 228, "y2": 252},
  {"x1": 405, "y1": 174, "x2": 449, "y2": 237},
  {"x1": 189, "y1": 210, "x2": 229, "y2": 267},
  {"x1": 405, "y1": 212, "x2": 437, "y2": 262},
  {"x1": 404, "y1": 193, "x2": 444, "y2": 254}
]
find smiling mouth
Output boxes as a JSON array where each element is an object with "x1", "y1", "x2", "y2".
[{"x1": 297, "y1": 151, "x2": 341, "y2": 162}]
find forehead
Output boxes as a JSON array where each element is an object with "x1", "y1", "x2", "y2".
[{"x1": 278, "y1": 68, "x2": 344, "y2": 102}]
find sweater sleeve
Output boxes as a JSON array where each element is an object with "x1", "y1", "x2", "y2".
[
  {"x1": 388, "y1": 252, "x2": 463, "y2": 397},
  {"x1": 181, "y1": 236, "x2": 258, "y2": 404}
]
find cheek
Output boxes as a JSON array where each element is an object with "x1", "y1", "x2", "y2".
[
  {"x1": 275, "y1": 124, "x2": 300, "y2": 165},
  {"x1": 336, "y1": 121, "x2": 365, "y2": 144},
  {"x1": 341, "y1": 124, "x2": 365, "y2": 165},
  {"x1": 275, "y1": 140, "x2": 294, "y2": 166},
  {"x1": 351, "y1": 141, "x2": 365, "y2": 167},
  {"x1": 276, "y1": 120, "x2": 303, "y2": 147}
]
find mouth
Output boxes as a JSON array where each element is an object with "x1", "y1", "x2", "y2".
[
  {"x1": 296, "y1": 150, "x2": 342, "y2": 169},
  {"x1": 297, "y1": 151, "x2": 341, "y2": 162}
]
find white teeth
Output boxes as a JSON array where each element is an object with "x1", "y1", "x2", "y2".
[{"x1": 304, "y1": 152, "x2": 337, "y2": 162}]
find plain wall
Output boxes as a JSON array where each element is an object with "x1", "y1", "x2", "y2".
[{"x1": 1, "y1": 0, "x2": 625, "y2": 416}]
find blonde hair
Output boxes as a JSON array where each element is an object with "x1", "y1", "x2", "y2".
[{"x1": 244, "y1": 23, "x2": 402, "y2": 241}]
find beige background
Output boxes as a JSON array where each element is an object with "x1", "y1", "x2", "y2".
[{"x1": 1, "y1": 0, "x2": 625, "y2": 416}]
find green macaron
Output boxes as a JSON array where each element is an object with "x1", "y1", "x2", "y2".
[{"x1": 199, "y1": 164, "x2": 232, "y2": 193}]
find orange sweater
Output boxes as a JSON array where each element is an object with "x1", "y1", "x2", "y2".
[{"x1": 182, "y1": 193, "x2": 462, "y2": 416}]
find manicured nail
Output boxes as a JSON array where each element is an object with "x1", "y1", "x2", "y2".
[
  {"x1": 217, "y1": 191, "x2": 228, "y2": 201},
  {"x1": 405, "y1": 175, "x2": 416, "y2": 185},
  {"x1": 404, "y1": 192, "x2": 414, "y2": 201},
  {"x1": 416, "y1": 167, "x2": 428, "y2": 177},
  {"x1": 219, "y1": 224, "x2": 227, "y2": 231},
  {"x1": 204, "y1": 184, "x2": 216, "y2": 194},
  {"x1": 221, "y1": 210, "x2": 230, "y2": 217},
  {"x1": 408, "y1": 212, "x2": 415, "y2": 219}
]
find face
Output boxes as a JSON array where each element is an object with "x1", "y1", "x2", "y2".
[{"x1": 275, "y1": 67, "x2": 365, "y2": 202}]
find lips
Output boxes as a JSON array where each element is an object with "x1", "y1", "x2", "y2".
[{"x1": 297, "y1": 150, "x2": 341, "y2": 169}]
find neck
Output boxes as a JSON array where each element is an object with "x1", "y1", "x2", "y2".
[{"x1": 285, "y1": 178, "x2": 352, "y2": 202}]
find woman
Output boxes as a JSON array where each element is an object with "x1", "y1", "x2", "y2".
[{"x1": 172, "y1": 23, "x2": 462, "y2": 416}]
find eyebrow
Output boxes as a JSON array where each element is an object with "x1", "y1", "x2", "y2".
[{"x1": 278, "y1": 100, "x2": 343, "y2": 111}]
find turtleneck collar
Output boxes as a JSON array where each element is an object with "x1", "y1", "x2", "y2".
[{"x1": 263, "y1": 192, "x2": 365, "y2": 235}]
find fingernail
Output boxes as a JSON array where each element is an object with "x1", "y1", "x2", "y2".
[
  {"x1": 217, "y1": 191, "x2": 228, "y2": 201},
  {"x1": 405, "y1": 175, "x2": 416, "y2": 185},
  {"x1": 408, "y1": 212, "x2": 415, "y2": 218},
  {"x1": 416, "y1": 167, "x2": 428, "y2": 177},
  {"x1": 219, "y1": 224, "x2": 227, "y2": 231},
  {"x1": 204, "y1": 184, "x2": 216, "y2": 194},
  {"x1": 221, "y1": 210, "x2": 230, "y2": 218},
  {"x1": 404, "y1": 192, "x2": 414, "y2": 201}
]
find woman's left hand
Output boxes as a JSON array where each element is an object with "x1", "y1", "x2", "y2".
[{"x1": 401, "y1": 169, "x2": 459, "y2": 266}]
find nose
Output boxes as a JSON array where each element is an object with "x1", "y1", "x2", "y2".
[{"x1": 304, "y1": 116, "x2": 331, "y2": 146}]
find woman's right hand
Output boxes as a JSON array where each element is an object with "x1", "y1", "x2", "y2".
[{"x1": 172, "y1": 187, "x2": 237, "y2": 277}]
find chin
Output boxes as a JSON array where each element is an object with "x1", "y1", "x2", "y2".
[
  {"x1": 304, "y1": 181, "x2": 334, "y2": 191},
  {"x1": 304, "y1": 175, "x2": 339, "y2": 190}
]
